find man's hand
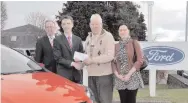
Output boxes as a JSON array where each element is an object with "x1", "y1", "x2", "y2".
[
  {"x1": 83, "y1": 58, "x2": 93, "y2": 65},
  {"x1": 39, "y1": 63, "x2": 44, "y2": 67},
  {"x1": 74, "y1": 58, "x2": 81, "y2": 62},
  {"x1": 71, "y1": 62, "x2": 83, "y2": 70}
]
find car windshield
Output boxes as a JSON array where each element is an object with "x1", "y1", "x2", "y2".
[{"x1": 1, "y1": 45, "x2": 42, "y2": 74}]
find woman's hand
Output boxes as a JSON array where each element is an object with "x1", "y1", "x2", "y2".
[
  {"x1": 115, "y1": 72, "x2": 125, "y2": 81},
  {"x1": 123, "y1": 74, "x2": 131, "y2": 82}
]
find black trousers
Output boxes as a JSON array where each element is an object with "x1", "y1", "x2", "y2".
[{"x1": 118, "y1": 89, "x2": 138, "y2": 103}]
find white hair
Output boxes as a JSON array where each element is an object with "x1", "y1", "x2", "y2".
[
  {"x1": 45, "y1": 15, "x2": 58, "y2": 25},
  {"x1": 90, "y1": 14, "x2": 102, "y2": 23},
  {"x1": 45, "y1": 18, "x2": 60, "y2": 30},
  {"x1": 45, "y1": 19, "x2": 56, "y2": 25}
]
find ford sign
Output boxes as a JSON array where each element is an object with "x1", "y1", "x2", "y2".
[{"x1": 143, "y1": 46, "x2": 185, "y2": 65}]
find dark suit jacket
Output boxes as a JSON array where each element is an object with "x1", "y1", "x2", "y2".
[
  {"x1": 53, "y1": 33, "x2": 84, "y2": 82},
  {"x1": 34, "y1": 35, "x2": 56, "y2": 73}
]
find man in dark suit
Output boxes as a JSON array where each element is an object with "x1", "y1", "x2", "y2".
[
  {"x1": 34, "y1": 20, "x2": 57, "y2": 73},
  {"x1": 53, "y1": 15, "x2": 84, "y2": 83}
]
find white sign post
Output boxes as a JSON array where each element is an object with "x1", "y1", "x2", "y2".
[
  {"x1": 149, "y1": 68, "x2": 156, "y2": 97},
  {"x1": 147, "y1": 1, "x2": 155, "y2": 97},
  {"x1": 82, "y1": 66, "x2": 88, "y2": 87}
]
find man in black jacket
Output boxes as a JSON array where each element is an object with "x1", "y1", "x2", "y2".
[
  {"x1": 35, "y1": 19, "x2": 57, "y2": 73},
  {"x1": 53, "y1": 15, "x2": 84, "y2": 83}
]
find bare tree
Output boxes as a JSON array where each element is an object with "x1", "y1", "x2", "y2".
[
  {"x1": 1, "y1": 1, "x2": 8, "y2": 30},
  {"x1": 25, "y1": 12, "x2": 47, "y2": 29}
]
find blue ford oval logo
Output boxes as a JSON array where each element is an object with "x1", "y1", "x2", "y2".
[{"x1": 143, "y1": 46, "x2": 185, "y2": 65}]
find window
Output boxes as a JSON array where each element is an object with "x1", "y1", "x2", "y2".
[{"x1": 11, "y1": 36, "x2": 17, "y2": 41}]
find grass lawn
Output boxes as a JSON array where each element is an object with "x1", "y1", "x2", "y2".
[{"x1": 113, "y1": 85, "x2": 188, "y2": 103}]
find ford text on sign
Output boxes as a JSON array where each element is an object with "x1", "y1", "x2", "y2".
[{"x1": 143, "y1": 46, "x2": 185, "y2": 65}]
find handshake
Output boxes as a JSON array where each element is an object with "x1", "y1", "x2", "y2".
[{"x1": 71, "y1": 52, "x2": 94, "y2": 70}]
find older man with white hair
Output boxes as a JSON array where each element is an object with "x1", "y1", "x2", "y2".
[
  {"x1": 83, "y1": 14, "x2": 115, "y2": 103},
  {"x1": 35, "y1": 19, "x2": 58, "y2": 73}
]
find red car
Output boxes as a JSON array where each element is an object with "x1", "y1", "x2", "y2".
[{"x1": 1, "y1": 45, "x2": 95, "y2": 103}]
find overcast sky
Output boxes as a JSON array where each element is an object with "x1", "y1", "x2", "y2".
[
  {"x1": 4, "y1": 1, "x2": 64, "y2": 30},
  {"x1": 138, "y1": 1, "x2": 186, "y2": 41},
  {"x1": 4, "y1": 1, "x2": 187, "y2": 41}
]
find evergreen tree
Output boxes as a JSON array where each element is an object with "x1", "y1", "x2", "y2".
[{"x1": 57, "y1": 1, "x2": 147, "y2": 41}]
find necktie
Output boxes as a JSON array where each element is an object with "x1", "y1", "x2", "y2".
[{"x1": 67, "y1": 36, "x2": 72, "y2": 49}]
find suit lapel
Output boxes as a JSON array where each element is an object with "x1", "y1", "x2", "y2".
[
  {"x1": 44, "y1": 36, "x2": 53, "y2": 49},
  {"x1": 61, "y1": 34, "x2": 72, "y2": 54}
]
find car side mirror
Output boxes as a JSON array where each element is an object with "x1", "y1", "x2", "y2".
[{"x1": 26, "y1": 50, "x2": 31, "y2": 56}]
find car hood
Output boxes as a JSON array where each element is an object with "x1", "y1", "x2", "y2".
[{"x1": 1, "y1": 72, "x2": 90, "y2": 103}]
